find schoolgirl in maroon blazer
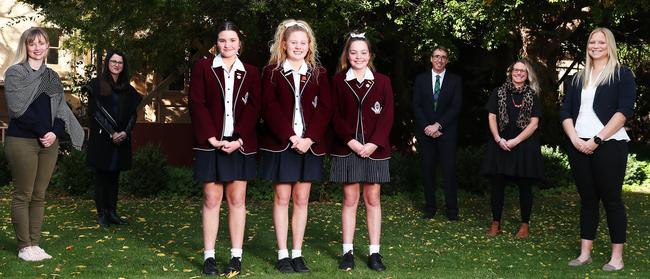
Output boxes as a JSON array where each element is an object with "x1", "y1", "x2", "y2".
[
  {"x1": 188, "y1": 21, "x2": 260, "y2": 277},
  {"x1": 329, "y1": 32, "x2": 393, "y2": 272},
  {"x1": 259, "y1": 19, "x2": 331, "y2": 273}
]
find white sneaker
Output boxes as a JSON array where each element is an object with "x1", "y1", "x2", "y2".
[
  {"x1": 17, "y1": 246, "x2": 38, "y2": 261},
  {"x1": 31, "y1": 246, "x2": 53, "y2": 260}
]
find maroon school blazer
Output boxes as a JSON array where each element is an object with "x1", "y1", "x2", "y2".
[
  {"x1": 330, "y1": 71, "x2": 394, "y2": 160},
  {"x1": 258, "y1": 64, "x2": 332, "y2": 155},
  {"x1": 188, "y1": 55, "x2": 261, "y2": 154}
]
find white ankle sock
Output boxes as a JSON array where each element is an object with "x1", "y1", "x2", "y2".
[
  {"x1": 343, "y1": 244, "x2": 354, "y2": 254},
  {"x1": 231, "y1": 248, "x2": 242, "y2": 259},
  {"x1": 278, "y1": 249, "x2": 289, "y2": 260},
  {"x1": 291, "y1": 249, "x2": 302, "y2": 259},
  {"x1": 369, "y1": 245, "x2": 380, "y2": 254},
  {"x1": 204, "y1": 249, "x2": 215, "y2": 261}
]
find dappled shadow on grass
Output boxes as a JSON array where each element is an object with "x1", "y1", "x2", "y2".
[{"x1": 0, "y1": 187, "x2": 648, "y2": 278}]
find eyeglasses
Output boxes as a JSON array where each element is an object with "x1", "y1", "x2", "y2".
[
  {"x1": 109, "y1": 60, "x2": 124, "y2": 65},
  {"x1": 512, "y1": 68, "x2": 527, "y2": 74},
  {"x1": 432, "y1": 55, "x2": 448, "y2": 61}
]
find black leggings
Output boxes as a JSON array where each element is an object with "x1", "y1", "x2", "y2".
[
  {"x1": 490, "y1": 175, "x2": 533, "y2": 224},
  {"x1": 567, "y1": 140, "x2": 628, "y2": 244},
  {"x1": 94, "y1": 169, "x2": 120, "y2": 214}
]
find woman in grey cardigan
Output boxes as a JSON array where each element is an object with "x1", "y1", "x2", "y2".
[{"x1": 3, "y1": 27, "x2": 83, "y2": 262}]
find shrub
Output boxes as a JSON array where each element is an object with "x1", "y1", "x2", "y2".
[
  {"x1": 540, "y1": 145, "x2": 573, "y2": 189},
  {"x1": 50, "y1": 149, "x2": 94, "y2": 196},
  {"x1": 161, "y1": 166, "x2": 200, "y2": 197},
  {"x1": 625, "y1": 153, "x2": 649, "y2": 185},
  {"x1": 122, "y1": 144, "x2": 169, "y2": 197},
  {"x1": 386, "y1": 151, "x2": 422, "y2": 195},
  {"x1": 456, "y1": 145, "x2": 490, "y2": 194},
  {"x1": 0, "y1": 143, "x2": 11, "y2": 186}
]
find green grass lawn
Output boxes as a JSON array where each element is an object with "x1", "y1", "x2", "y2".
[{"x1": 0, "y1": 187, "x2": 648, "y2": 278}]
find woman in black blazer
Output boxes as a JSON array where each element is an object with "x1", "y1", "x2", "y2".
[
  {"x1": 560, "y1": 27, "x2": 636, "y2": 272},
  {"x1": 85, "y1": 50, "x2": 142, "y2": 227}
]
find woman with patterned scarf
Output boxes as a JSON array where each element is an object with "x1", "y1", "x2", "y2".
[
  {"x1": 3, "y1": 27, "x2": 84, "y2": 262},
  {"x1": 481, "y1": 59, "x2": 544, "y2": 239}
]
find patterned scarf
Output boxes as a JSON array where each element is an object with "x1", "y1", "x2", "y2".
[
  {"x1": 496, "y1": 79, "x2": 534, "y2": 132},
  {"x1": 4, "y1": 62, "x2": 84, "y2": 150}
]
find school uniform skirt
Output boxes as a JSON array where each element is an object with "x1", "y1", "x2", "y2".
[
  {"x1": 193, "y1": 149, "x2": 256, "y2": 183},
  {"x1": 260, "y1": 149, "x2": 324, "y2": 183},
  {"x1": 330, "y1": 154, "x2": 390, "y2": 183}
]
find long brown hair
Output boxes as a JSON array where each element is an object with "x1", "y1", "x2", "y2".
[{"x1": 336, "y1": 32, "x2": 375, "y2": 73}]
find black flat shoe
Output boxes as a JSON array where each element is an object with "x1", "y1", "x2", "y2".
[
  {"x1": 222, "y1": 257, "x2": 241, "y2": 278},
  {"x1": 367, "y1": 253, "x2": 386, "y2": 272},
  {"x1": 107, "y1": 211, "x2": 129, "y2": 225},
  {"x1": 203, "y1": 257, "x2": 218, "y2": 275},
  {"x1": 339, "y1": 251, "x2": 355, "y2": 271},
  {"x1": 291, "y1": 257, "x2": 310, "y2": 273},
  {"x1": 276, "y1": 257, "x2": 294, "y2": 273}
]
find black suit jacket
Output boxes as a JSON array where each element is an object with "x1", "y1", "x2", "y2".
[
  {"x1": 413, "y1": 70, "x2": 462, "y2": 139},
  {"x1": 560, "y1": 67, "x2": 636, "y2": 126}
]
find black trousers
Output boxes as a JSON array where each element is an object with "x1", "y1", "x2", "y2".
[
  {"x1": 490, "y1": 175, "x2": 533, "y2": 223},
  {"x1": 94, "y1": 169, "x2": 120, "y2": 215},
  {"x1": 417, "y1": 134, "x2": 458, "y2": 215},
  {"x1": 567, "y1": 140, "x2": 628, "y2": 244}
]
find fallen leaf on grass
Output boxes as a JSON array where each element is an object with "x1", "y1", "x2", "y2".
[
  {"x1": 183, "y1": 269, "x2": 192, "y2": 272},
  {"x1": 157, "y1": 253, "x2": 166, "y2": 257}
]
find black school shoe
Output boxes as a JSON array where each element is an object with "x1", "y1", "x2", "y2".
[
  {"x1": 203, "y1": 257, "x2": 218, "y2": 276},
  {"x1": 339, "y1": 251, "x2": 355, "y2": 271},
  {"x1": 222, "y1": 257, "x2": 241, "y2": 278},
  {"x1": 276, "y1": 257, "x2": 294, "y2": 273},
  {"x1": 291, "y1": 257, "x2": 310, "y2": 273},
  {"x1": 367, "y1": 253, "x2": 386, "y2": 271}
]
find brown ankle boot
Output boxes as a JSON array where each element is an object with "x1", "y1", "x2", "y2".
[
  {"x1": 516, "y1": 223, "x2": 529, "y2": 239},
  {"x1": 487, "y1": 221, "x2": 501, "y2": 236}
]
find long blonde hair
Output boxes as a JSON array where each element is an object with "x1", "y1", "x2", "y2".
[
  {"x1": 267, "y1": 19, "x2": 319, "y2": 71},
  {"x1": 575, "y1": 27, "x2": 621, "y2": 89},
  {"x1": 11, "y1": 27, "x2": 50, "y2": 65},
  {"x1": 508, "y1": 58, "x2": 541, "y2": 95}
]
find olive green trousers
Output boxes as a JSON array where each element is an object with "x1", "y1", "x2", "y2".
[{"x1": 5, "y1": 136, "x2": 59, "y2": 250}]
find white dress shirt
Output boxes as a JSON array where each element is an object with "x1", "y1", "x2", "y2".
[
  {"x1": 282, "y1": 59, "x2": 309, "y2": 137},
  {"x1": 213, "y1": 54, "x2": 246, "y2": 137}
]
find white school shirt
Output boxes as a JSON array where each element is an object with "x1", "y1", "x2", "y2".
[
  {"x1": 213, "y1": 54, "x2": 246, "y2": 137},
  {"x1": 575, "y1": 75, "x2": 629, "y2": 141},
  {"x1": 282, "y1": 59, "x2": 309, "y2": 137},
  {"x1": 345, "y1": 67, "x2": 375, "y2": 82}
]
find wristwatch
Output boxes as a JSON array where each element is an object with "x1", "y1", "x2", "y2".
[{"x1": 593, "y1": 135, "x2": 603, "y2": 145}]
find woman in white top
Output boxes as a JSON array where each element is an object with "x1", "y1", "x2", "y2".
[{"x1": 560, "y1": 27, "x2": 636, "y2": 272}]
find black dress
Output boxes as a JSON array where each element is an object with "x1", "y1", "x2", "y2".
[{"x1": 480, "y1": 89, "x2": 544, "y2": 179}]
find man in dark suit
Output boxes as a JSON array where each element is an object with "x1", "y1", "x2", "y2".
[{"x1": 412, "y1": 47, "x2": 462, "y2": 221}]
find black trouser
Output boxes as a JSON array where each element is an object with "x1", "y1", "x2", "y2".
[
  {"x1": 490, "y1": 175, "x2": 533, "y2": 223},
  {"x1": 94, "y1": 169, "x2": 120, "y2": 215},
  {"x1": 567, "y1": 140, "x2": 628, "y2": 244},
  {"x1": 417, "y1": 134, "x2": 458, "y2": 215}
]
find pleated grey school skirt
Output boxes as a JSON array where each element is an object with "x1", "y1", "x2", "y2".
[{"x1": 330, "y1": 154, "x2": 390, "y2": 183}]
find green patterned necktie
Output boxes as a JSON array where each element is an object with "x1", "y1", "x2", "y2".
[{"x1": 433, "y1": 75, "x2": 441, "y2": 111}]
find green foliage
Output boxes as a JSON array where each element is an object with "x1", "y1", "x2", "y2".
[
  {"x1": 50, "y1": 149, "x2": 94, "y2": 196},
  {"x1": 386, "y1": 151, "x2": 422, "y2": 194},
  {"x1": 540, "y1": 145, "x2": 573, "y2": 189},
  {"x1": 456, "y1": 145, "x2": 490, "y2": 194},
  {"x1": 160, "y1": 166, "x2": 200, "y2": 198},
  {"x1": 0, "y1": 144, "x2": 12, "y2": 186},
  {"x1": 122, "y1": 144, "x2": 169, "y2": 197},
  {"x1": 625, "y1": 153, "x2": 649, "y2": 186}
]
